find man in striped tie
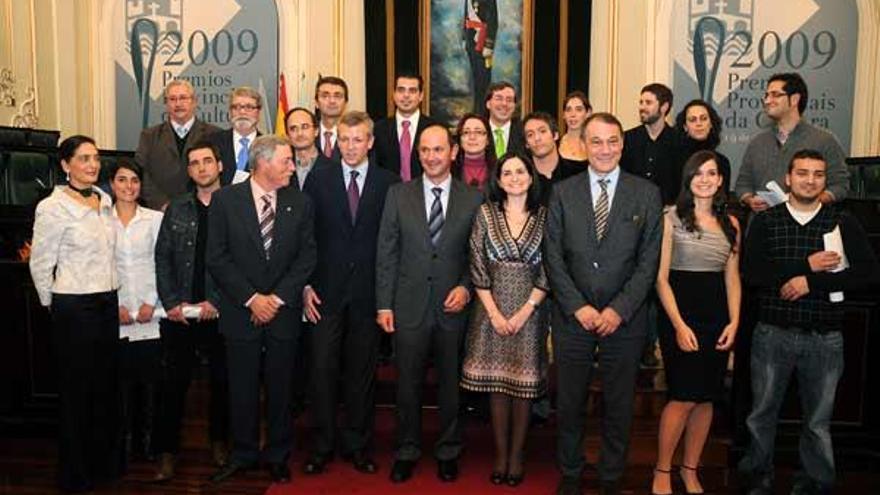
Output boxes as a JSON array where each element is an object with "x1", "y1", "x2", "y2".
[
  {"x1": 376, "y1": 124, "x2": 483, "y2": 484},
  {"x1": 206, "y1": 135, "x2": 316, "y2": 485}
]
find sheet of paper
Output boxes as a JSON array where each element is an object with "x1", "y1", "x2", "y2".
[
  {"x1": 120, "y1": 320, "x2": 161, "y2": 341},
  {"x1": 182, "y1": 304, "x2": 203, "y2": 319},
  {"x1": 823, "y1": 225, "x2": 849, "y2": 302},
  {"x1": 233, "y1": 169, "x2": 250, "y2": 184},
  {"x1": 756, "y1": 180, "x2": 788, "y2": 207}
]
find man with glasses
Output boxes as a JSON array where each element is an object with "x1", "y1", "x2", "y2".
[
  {"x1": 735, "y1": 72, "x2": 849, "y2": 212},
  {"x1": 136, "y1": 79, "x2": 220, "y2": 210},
  {"x1": 484, "y1": 81, "x2": 526, "y2": 156},
  {"x1": 207, "y1": 87, "x2": 263, "y2": 186},
  {"x1": 285, "y1": 107, "x2": 334, "y2": 189},
  {"x1": 314, "y1": 76, "x2": 349, "y2": 161}
]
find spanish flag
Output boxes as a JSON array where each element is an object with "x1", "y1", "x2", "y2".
[{"x1": 274, "y1": 73, "x2": 289, "y2": 136}]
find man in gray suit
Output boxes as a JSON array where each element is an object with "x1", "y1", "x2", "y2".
[
  {"x1": 375, "y1": 124, "x2": 482, "y2": 484},
  {"x1": 544, "y1": 113, "x2": 662, "y2": 495},
  {"x1": 136, "y1": 79, "x2": 220, "y2": 210}
]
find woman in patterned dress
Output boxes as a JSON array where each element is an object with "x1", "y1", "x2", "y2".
[{"x1": 461, "y1": 152, "x2": 548, "y2": 486}]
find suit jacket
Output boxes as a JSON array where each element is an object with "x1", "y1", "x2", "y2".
[
  {"x1": 543, "y1": 170, "x2": 662, "y2": 334},
  {"x1": 372, "y1": 114, "x2": 437, "y2": 179},
  {"x1": 375, "y1": 177, "x2": 483, "y2": 329},
  {"x1": 136, "y1": 119, "x2": 221, "y2": 209},
  {"x1": 206, "y1": 180, "x2": 317, "y2": 341},
  {"x1": 303, "y1": 160, "x2": 400, "y2": 315},
  {"x1": 207, "y1": 128, "x2": 261, "y2": 186},
  {"x1": 314, "y1": 133, "x2": 341, "y2": 161}
]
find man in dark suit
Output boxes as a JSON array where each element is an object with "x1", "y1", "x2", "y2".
[
  {"x1": 136, "y1": 79, "x2": 220, "y2": 210},
  {"x1": 206, "y1": 135, "x2": 316, "y2": 485},
  {"x1": 372, "y1": 72, "x2": 436, "y2": 183},
  {"x1": 314, "y1": 76, "x2": 348, "y2": 161},
  {"x1": 300, "y1": 111, "x2": 399, "y2": 476},
  {"x1": 544, "y1": 113, "x2": 662, "y2": 495},
  {"x1": 462, "y1": 0, "x2": 497, "y2": 112},
  {"x1": 485, "y1": 81, "x2": 526, "y2": 156},
  {"x1": 207, "y1": 86, "x2": 262, "y2": 186},
  {"x1": 286, "y1": 106, "x2": 334, "y2": 190},
  {"x1": 376, "y1": 124, "x2": 483, "y2": 484}
]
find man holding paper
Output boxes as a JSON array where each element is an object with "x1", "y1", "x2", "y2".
[
  {"x1": 738, "y1": 150, "x2": 879, "y2": 495},
  {"x1": 735, "y1": 72, "x2": 849, "y2": 212}
]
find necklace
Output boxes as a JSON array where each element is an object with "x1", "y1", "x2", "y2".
[{"x1": 67, "y1": 183, "x2": 94, "y2": 198}]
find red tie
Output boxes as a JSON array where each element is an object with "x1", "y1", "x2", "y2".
[
  {"x1": 323, "y1": 131, "x2": 333, "y2": 158},
  {"x1": 399, "y1": 120, "x2": 412, "y2": 182}
]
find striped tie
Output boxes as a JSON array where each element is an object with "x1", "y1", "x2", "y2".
[
  {"x1": 259, "y1": 193, "x2": 274, "y2": 259},
  {"x1": 594, "y1": 178, "x2": 609, "y2": 241},
  {"x1": 428, "y1": 187, "x2": 444, "y2": 246}
]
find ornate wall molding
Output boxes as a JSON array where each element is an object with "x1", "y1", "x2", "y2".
[
  {"x1": 11, "y1": 86, "x2": 37, "y2": 127},
  {"x1": 0, "y1": 67, "x2": 15, "y2": 107}
]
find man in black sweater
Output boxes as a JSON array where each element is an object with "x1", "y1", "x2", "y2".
[{"x1": 738, "y1": 150, "x2": 879, "y2": 495}]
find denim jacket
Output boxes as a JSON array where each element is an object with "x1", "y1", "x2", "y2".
[{"x1": 155, "y1": 193, "x2": 220, "y2": 309}]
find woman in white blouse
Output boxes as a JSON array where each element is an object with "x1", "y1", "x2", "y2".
[
  {"x1": 29, "y1": 135, "x2": 121, "y2": 492},
  {"x1": 110, "y1": 160, "x2": 164, "y2": 465}
]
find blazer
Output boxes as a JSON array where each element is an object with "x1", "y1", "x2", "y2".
[
  {"x1": 303, "y1": 161, "x2": 400, "y2": 315},
  {"x1": 543, "y1": 170, "x2": 662, "y2": 332},
  {"x1": 206, "y1": 128, "x2": 261, "y2": 186},
  {"x1": 136, "y1": 119, "x2": 221, "y2": 209},
  {"x1": 372, "y1": 114, "x2": 437, "y2": 179},
  {"x1": 314, "y1": 133, "x2": 342, "y2": 161},
  {"x1": 206, "y1": 180, "x2": 317, "y2": 341},
  {"x1": 375, "y1": 177, "x2": 483, "y2": 329}
]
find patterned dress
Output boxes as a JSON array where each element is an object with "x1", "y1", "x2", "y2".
[{"x1": 461, "y1": 202, "x2": 550, "y2": 398}]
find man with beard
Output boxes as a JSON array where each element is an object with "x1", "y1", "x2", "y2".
[
  {"x1": 373, "y1": 72, "x2": 437, "y2": 182},
  {"x1": 207, "y1": 87, "x2": 262, "y2": 186},
  {"x1": 522, "y1": 111, "x2": 584, "y2": 204},
  {"x1": 620, "y1": 83, "x2": 684, "y2": 206},
  {"x1": 285, "y1": 107, "x2": 334, "y2": 189},
  {"x1": 738, "y1": 150, "x2": 878, "y2": 495},
  {"x1": 315, "y1": 76, "x2": 348, "y2": 161}
]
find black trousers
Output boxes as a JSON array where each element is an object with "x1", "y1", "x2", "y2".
[
  {"x1": 394, "y1": 311, "x2": 465, "y2": 462},
  {"x1": 51, "y1": 291, "x2": 121, "y2": 492},
  {"x1": 119, "y1": 338, "x2": 161, "y2": 461},
  {"x1": 309, "y1": 305, "x2": 380, "y2": 455},
  {"x1": 553, "y1": 314, "x2": 645, "y2": 482},
  {"x1": 153, "y1": 319, "x2": 228, "y2": 455}
]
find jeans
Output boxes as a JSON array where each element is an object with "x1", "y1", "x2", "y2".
[{"x1": 737, "y1": 322, "x2": 843, "y2": 493}]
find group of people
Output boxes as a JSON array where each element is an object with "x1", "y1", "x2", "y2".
[{"x1": 27, "y1": 70, "x2": 878, "y2": 495}]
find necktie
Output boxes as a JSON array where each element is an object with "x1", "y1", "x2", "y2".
[
  {"x1": 323, "y1": 131, "x2": 334, "y2": 158},
  {"x1": 237, "y1": 136, "x2": 250, "y2": 171},
  {"x1": 594, "y1": 179, "x2": 609, "y2": 241},
  {"x1": 259, "y1": 194, "x2": 275, "y2": 259},
  {"x1": 399, "y1": 120, "x2": 412, "y2": 182},
  {"x1": 493, "y1": 128, "x2": 506, "y2": 157},
  {"x1": 428, "y1": 187, "x2": 444, "y2": 246},
  {"x1": 347, "y1": 170, "x2": 360, "y2": 224}
]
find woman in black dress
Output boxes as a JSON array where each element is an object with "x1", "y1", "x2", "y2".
[{"x1": 652, "y1": 150, "x2": 741, "y2": 495}]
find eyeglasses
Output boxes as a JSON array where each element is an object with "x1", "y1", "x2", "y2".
[
  {"x1": 763, "y1": 90, "x2": 788, "y2": 100},
  {"x1": 461, "y1": 129, "x2": 488, "y2": 137},
  {"x1": 231, "y1": 104, "x2": 260, "y2": 111},
  {"x1": 166, "y1": 95, "x2": 193, "y2": 103}
]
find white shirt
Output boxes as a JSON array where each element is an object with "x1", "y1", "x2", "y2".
[
  {"x1": 113, "y1": 205, "x2": 164, "y2": 339},
  {"x1": 422, "y1": 173, "x2": 452, "y2": 221},
  {"x1": 396, "y1": 110, "x2": 421, "y2": 142},
  {"x1": 786, "y1": 201, "x2": 822, "y2": 226},
  {"x1": 342, "y1": 159, "x2": 369, "y2": 192},
  {"x1": 320, "y1": 123, "x2": 337, "y2": 151},
  {"x1": 172, "y1": 116, "x2": 195, "y2": 138},
  {"x1": 29, "y1": 186, "x2": 118, "y2": 306},
  {"x1": 588, "y1": 165, "x2": 621, "y2": 211},
  {"x1": 490, "y1": 120, "x2": 512, "y2": 152}
]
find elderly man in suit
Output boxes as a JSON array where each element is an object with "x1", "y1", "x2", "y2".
[
  {"x1": 300, "y1": 111, "x2": 399, "y2": 476},
  {"x1": 136, "y1": 79, "x2": 220, "y2": 210},
  {"x1": 544, "y1": 113, "x2": 662, "y2": 495},
  {"x1": 207, "y1": 86, "x2": 262, "y2": 186},
  {"x1": 372, "y1": 72, "x2": 436, "y2": 183},
  {"x1": 206, "y1": 135, "x2": 316, "y2": 485},
  {"x1": 376, "y1": 124, "x2": 483, "y2": 484}
]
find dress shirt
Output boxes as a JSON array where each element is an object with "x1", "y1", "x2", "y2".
[
  {"x1": 320, "y1": 123, "x2": 337, "y2": 151},
  {"x1": 588, "y1": 165, "x2": 621, "y2": 211},
  {"x1": 233, "y1": 129, "x2": 258, "y2": 168},
  {"x1": 295, "y1": 153, "x2": 317, "y2": 189},
  {"x1": 422, "y1": 173, "x2": 452, "y2": 221},
  {"x1": 620, "y1": 124, "x2": 683, "y2": 205},
  {"x1": 396, "y1": 110, "x2": 421, "y2": 141},
  {"x1": 246, "y1": 179, "x2": 283, "y2": 308},
  {"x1": 172, "y1": 116, "x2": 196, "y2": 138},
  {"x1": 29, "y1": 186, "x2": 118, "y2": 307},
  {"x1": 113, "y1": 205, "x2": 164, "y2": 339},
  {"x1": 342, "y1": 159, "x2": 369, "y2": 192},
  {"x1": 490, "y1": 120, "x2": 512, "y2": 152}
]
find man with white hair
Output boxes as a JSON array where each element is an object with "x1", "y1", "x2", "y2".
[{"x1": 207, "y1": 86, "x2": 263, "y2": 186}]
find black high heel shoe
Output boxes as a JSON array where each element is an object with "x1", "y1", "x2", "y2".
[
  {"x1": 489, "y1": 470, "x2": 505, "y2": 485},
  {"x1": 652, "y1": 467, "x2": 673, "y2": 495},
  {"x1": 679, "y1": 465, "x2": 705, "y2": 494}
]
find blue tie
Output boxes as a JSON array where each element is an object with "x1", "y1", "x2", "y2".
[{"x1": 237, "y1": 137, "x2": 250, "y2": 171}]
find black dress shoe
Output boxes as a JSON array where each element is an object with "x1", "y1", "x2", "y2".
[
  {"x1": 344, "y1": 451, "x2": 378, "y2": 474},
  {"x1": 556, "y1": 476, "x2": 582, "y2": 495},
  {"x1": 490, "y1": 470, "x2": 506, "y2": 485},
  {"x1": 209, "y1": 462, "x2": 250, "y2": 484},
  {"x1": 437, "y1": 459, "x2": 458, "y2": 482},
  {"x1": 506, "y1": 471, "x2": 524, "y2": 487},
  {"x1": 302, "y1": 452, "x2": 333, "y2": 475},
  {"x1": 268, "y1": 462, "x2": 291, "y2": 483},
  {"x1": 389, "y1": 459, "x2": 415, "y2": 483}
]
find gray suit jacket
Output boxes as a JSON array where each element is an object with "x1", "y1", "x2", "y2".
[
  {"x1": 375, "y1": 177, "x2": 483, "y2": 329},
  {"x1": 543, "y1": 170, "x2": 662, "y2": 332},
  {"x1": 136, "y1": 119, "x2": 221, "y2": 209}
]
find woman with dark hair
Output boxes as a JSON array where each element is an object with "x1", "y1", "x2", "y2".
[
  {"x1": 461, "y1": 152, "x2": 548, "y2": 486},
  {"x1": 109, "y1": 160, "x2": 164, "y2": 465},
  {"x1": 675, "y1": 99, "x2": 731, "y2": 195},
  {"x1": 453, "y1": 112, "x2": 496, "y2": 190},
  {"x1": 559, "y1": 91, "x2": 592, "y2": 161},
  {"x1": 651, "y1": 150, "x2": 741, "y2": 495},
  {"x1": 29, "y1": 135, "x2": 122, "y2": 492}
]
